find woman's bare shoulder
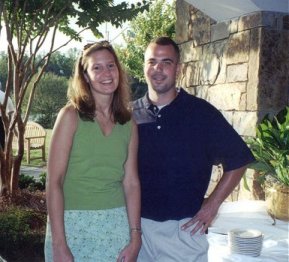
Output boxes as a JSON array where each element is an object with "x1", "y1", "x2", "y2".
[
  {"x1": 58, "y1": 104, "x2": 78, "y2": 121},
  {"x1": 53, "y1": 104, "x2": 78, "y2": 132}
]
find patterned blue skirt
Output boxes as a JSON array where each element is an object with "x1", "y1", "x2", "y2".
[{"x1": 44, "y1": 207, "x2": 129, "y2": 262}]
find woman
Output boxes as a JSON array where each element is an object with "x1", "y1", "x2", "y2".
[{"x1": 45, "y1": 41, "x2": 141, "y2": 262}]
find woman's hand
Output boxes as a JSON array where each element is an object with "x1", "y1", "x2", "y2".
[
  {"x1": 117, "y1": 236, "x2": 141, "y2": 262},
  {"x1": 53, "y1": 243, "x2": 74, "y2": 262}
]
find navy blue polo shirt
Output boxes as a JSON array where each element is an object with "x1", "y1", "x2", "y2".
[{"x1": 133, "y1": 88, "x2": 255, "y2": 222}]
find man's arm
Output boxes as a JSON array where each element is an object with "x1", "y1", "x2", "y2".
[{"x1": 181, "y1": 165, "x2": 248, "y2": 235}]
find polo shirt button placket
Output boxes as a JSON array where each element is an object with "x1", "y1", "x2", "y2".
[
  {"x1": 156, "y1": 113, "x2": 162, "y2": 130},
  {"x1": 148, "y1": 105, "x2": 162, "y2": 130}
]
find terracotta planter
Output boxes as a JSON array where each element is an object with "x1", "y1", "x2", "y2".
[{"x1": 265, "y1": 183, "x2": 289, "y2": 221}]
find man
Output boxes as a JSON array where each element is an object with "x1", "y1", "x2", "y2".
[
  {"x1": 133, "y1": 37, "x2": 255, "y2": 261},
  {"x1": 0, "y1": 84, "x2": 15, "y2": 150}
]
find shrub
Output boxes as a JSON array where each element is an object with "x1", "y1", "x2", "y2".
[
  {"x1": 19, "y1": 174, "x2": 36, "y2": 189},
  {"x1": 247, "y1": 107, "x2": 289, "y2": 186},
  {"x1": 0, "y1": 208, "x2": 46, "y2": 261},
  {"x1": 24, "y1": 72, "x2": 68, "y2": 128},
  {"x1": 19, "y1": 173, "x2": 46, "y2": 191}
]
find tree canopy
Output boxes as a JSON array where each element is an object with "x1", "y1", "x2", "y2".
[
  {"x1": 0, "y1": 0, "x2": 149, "y2": 196},
  {"x1": 26, "y1": 72, "x2": 69, "y2": 129},
  {"x1": 117, "y1": 0, "x2": 176, "y2": 84},
  {"x1": 44, "y1": 49, "x2": 78, "y2": 78}
]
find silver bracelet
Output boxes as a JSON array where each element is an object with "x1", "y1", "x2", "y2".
[{"x1": 130, "y1": 227, "x2": 142, "y2": 234}]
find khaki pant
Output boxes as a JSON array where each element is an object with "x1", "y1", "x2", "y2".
[{"x1": 137, "y1": 217, "x2": 209, "y2": 262}]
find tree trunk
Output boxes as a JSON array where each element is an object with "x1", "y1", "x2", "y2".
[
  {"x1": 11, "y1": 156, "x2": 22, "y2": 194},
  {"x1": 0, "y1": 115, "x2": 25, "y2": 197},
  {"x1": 0, "y1": 153, "x2": 8, "y2": 196}
]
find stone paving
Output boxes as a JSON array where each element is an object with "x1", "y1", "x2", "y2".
[{"x1": 20, "y1": 165, "x2": 47, "y2": 180}]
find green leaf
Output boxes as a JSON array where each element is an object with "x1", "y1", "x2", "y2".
[{"x1": 247, "y1": 107, "x2": 289, "y2": 186}]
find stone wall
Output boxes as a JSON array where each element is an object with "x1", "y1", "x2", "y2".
[{"x1": 175, "y1": 0, "x2": 289, "y2": 200}]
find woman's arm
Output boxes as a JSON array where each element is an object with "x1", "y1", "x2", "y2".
[
  {"x1": 118, "y1": 121, "x2": 141, "y2": 262},
  {"x1": 46, "y1": 106, "x2": 78, "y2": 262}
]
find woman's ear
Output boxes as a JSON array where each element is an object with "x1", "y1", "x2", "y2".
[{"x1": 84, "y1": 73, "x2": 89, "y2": 83}]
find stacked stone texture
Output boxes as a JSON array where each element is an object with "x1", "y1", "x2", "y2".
[{"x1": 175, "y1": 0, "x2": 289, "y2": 200}]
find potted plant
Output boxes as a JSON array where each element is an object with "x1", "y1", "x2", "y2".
[{"x1": 247, "y1": 106, "x2": 289, "y2": 221}]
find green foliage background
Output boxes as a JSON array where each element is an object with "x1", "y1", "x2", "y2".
[
  {"x1": 1, "y1": 0, "x2": 176, "y2": 127},
  {"x1": 44, "y1": 49, "x2": 79, "y2": 79},
  {"x1": 0, "y1": 207, "x2": 46, "y2": 261},
  {"x1": 247, "y1": 107, "x2": 289, "y2": 186},
  {"x1": 0, "y1": 52, "x2": 8, "y2": 89},
  {"x1": 24, "y1": 72, "x2": 69, "y2": 128},
  {"x1": 116, "y1": 0, "x2": 176, "y2": 89}
]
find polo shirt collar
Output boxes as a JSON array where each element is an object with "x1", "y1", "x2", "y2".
[{"x1": 141, "y1": 88, "x2": 184, "y2": 110}]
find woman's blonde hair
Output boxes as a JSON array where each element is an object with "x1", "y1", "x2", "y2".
[{"x1": 68, "y1": 41, "x2": 131, "y2": 124}]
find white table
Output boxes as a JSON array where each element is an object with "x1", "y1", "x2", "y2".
[{"x1": 208, "y1": 200, "x2": 289, "y2": 262}]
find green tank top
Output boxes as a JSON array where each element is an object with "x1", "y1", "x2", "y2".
[{"x1": 63, "y1": 117, "x2": 132, "y2": 210}]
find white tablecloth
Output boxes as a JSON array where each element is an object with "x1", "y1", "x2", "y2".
[{"x1": 208, "y1": 200, "x2": 289, "y2": 262}]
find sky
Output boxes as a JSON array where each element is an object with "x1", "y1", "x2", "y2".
[{"x1": 0, "y1": 0, "x2": 141, "y2": 53}]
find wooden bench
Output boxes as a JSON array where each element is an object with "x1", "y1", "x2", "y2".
[{"x1": 13, "y1": 121, "x2": 46, "y2": 164}]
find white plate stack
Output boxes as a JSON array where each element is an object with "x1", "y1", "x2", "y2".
[{"x1": 228, "y1": 229, "x2": 263, "y2": 257}]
